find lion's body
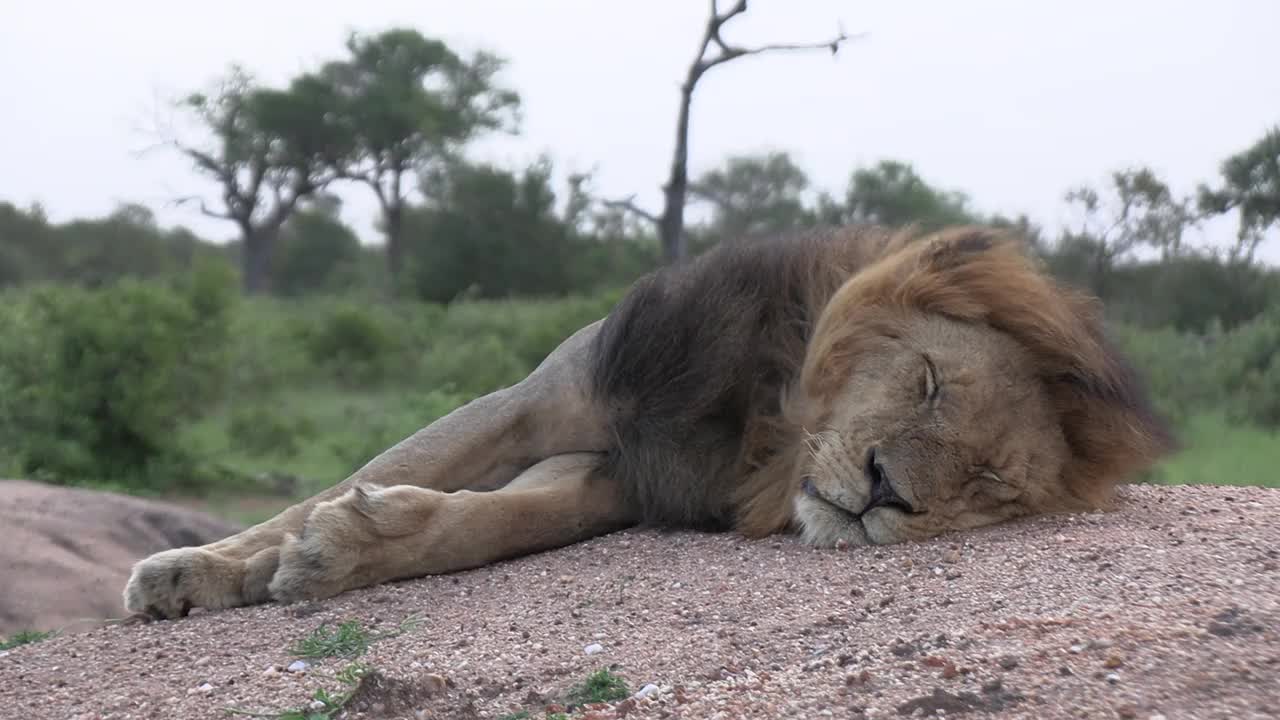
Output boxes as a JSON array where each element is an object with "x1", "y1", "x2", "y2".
[{"x1": 123, "y1": 224, "x2": 1175, "y2": 620}]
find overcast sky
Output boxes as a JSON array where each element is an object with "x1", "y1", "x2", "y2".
[{"x1": 3, "y1": 0, "x2": 1278, "y2": 261}]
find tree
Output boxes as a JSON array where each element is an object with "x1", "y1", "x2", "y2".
[
  {"x1": 606, "y1": 1, "x2": 855, "y2": 264},
  {"x1": 688, "y1": 151, "x2": 814, "y2": 239},
  {"x1": 839, "y1": 160, "x2": 978, "y2": 229},
  {"x1": 404, "y1": 158, "x2": 573, "y2": 303},
  {"x1": 0, "y1": 201, "x2": 52, "y2": 286},
  {"x1": 1198, "y1": 125, "x2": 1280, "y2": 263},
  {"x1": 311, "y1": 29, "x2": 520, "y2": 289},
  {"x1": 273, "y1": 194, "x2": 364, "y2": 296},
  {"x1": 1060, "y1": 167, "x2": 1195, "y2": 297},
  {"x1": 172, "y1": 67, "x2": 342, "y2": 294}
]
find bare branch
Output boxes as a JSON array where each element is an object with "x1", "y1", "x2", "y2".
[
  {"x1": 602, "y1": 195, "x2": 661, "y2": 227},
  {"x1": 707, "y1": 0, "x2": 748, "y2": 55},
  {"x1": 701, "y1": 31, "x2": 860, "y2": 74},
  {"x1": 173, "y1": 195, "x2": 234, "y2": 220}
]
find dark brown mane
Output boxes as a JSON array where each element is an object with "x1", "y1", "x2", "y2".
[{"x1": 589, "y1": 226, "x2": 892, "y2": 530}]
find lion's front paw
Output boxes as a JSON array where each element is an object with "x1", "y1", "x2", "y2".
[
  {"x1": 268, "y1": 484, "x2": 441, "y2": 604},
  {"x1": 123, "y1": 544, "x2": 279, "y2": 620}
]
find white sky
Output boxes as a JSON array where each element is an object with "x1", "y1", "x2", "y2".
[{"x1": 3, "y1": 0, "x2": 1279, "y2": 262}]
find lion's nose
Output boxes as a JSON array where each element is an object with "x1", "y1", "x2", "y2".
[{"x1": 865, "y1": 447, "x2": 913, "y2": 513}]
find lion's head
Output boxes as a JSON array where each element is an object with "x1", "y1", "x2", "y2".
[{"x1": 788, "y1": 226, "x2": 1176, "y2": 546}]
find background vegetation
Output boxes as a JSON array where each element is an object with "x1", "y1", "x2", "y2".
[{"x1": 1, "y1": 24, "x2": 1277, "y2": 523}]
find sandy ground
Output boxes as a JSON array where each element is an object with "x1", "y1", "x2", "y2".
[{"x1": 1, "y1": 483, "x2": 1277, "y2": 720}]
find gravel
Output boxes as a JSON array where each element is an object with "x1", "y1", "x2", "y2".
[{"x1": 1, "y1": 483, "x2": 1277, "y2": 719}]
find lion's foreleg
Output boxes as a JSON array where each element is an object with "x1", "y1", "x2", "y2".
[
  {"x1": 267, "y1": 453, "x2": 634, "y2": 602},
  {"x1": 124, "y1": 321, "x2": 609, "y2": 619}
]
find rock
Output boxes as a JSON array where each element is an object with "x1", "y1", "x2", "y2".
[
  {"x1": 287, "y1": 660, "x2": 309, "y2": 673},
  {"x1": 634, "y1": 683, "x2": 660, "y2": 699},
  {"x1": 584, "y1": 642, "x2": 605, "y2": 655},
  {"x1": 998, "y1": 655, "x2": 1019, "y2": 670},
  {"x1": 942, "y1": 549, "x2": 961, "y2": 564},
  {"x1": 1104, "y1": 654, "x2": 1124, "y2": 669},
  {"x1": 890, "y1": 641, "x2": 917, "y2": 658},
  {"x1": 0, "y1": 479, "x2": 241, "y2": 637},
  {"x1": 422, "y1": 673, "x2": 447, "y2": 695}
]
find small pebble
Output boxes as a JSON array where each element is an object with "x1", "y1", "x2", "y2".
[
  {"x1": 942, "y1": 550, "x2": 961, "y2": 564},
  {"x1": 584, "y1": 643, "x2": 605, "y2": 655},
  {"x1": 1104, "y1": 654, "x2": 1124, "y2": 669},
  {"x1": 308, "y1": 700, "x2": 327, "y2": 711},
  {"x1": 287, "y1": 660, "x2": 309, "y2": 673},
  {"x1": 422, "y1": 673, "x2": 447, "y2": 695},
  {"x1": 634, "y1": 683, "x2": 660, "y2": 699},
  {"x1": 1106, "y1": 672, "x2": 1121, "y2": 684}
]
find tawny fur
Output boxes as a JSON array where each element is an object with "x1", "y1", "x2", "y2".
[{"x1": 123, "y1": 224, "x2": 1175, "y2": 620}]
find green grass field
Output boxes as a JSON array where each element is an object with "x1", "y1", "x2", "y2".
[{"x1": 1149, "y1": 412, "x2": 1279, "y2": 488}]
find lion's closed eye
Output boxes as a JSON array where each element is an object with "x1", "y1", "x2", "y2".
[{"x1": 921, "y1": 355, "x2": 941, "y2": 407}]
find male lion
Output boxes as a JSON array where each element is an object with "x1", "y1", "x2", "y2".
[{"x1": 124, "y1": 224, "x2": 1175, "y2": 619}]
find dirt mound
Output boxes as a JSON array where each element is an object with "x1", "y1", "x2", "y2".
[
  {"x1": 0, "y1": 480, "x2": 241, "y2": 637},
  {"x1": 0, "y1": 484, "x2": 1277, "y2": 719}
]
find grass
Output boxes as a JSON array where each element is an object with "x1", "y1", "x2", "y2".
[
  {"x1": 1151, "y1": 412, "x2": 1280, "y2": 488},
  {"x1": 182, "y1": 386, "x2": 469, "y2": 500},
  {"x1": 289, "y1": 616, "x2": 419, "y2": 660},
  {"x1": 225, "y1": 661, "x2": 371, "y2": 720},
  {"x1": 0, "y1": 630, "x2": 55, "y2": 651},
  {"x1": 494, "y1": 669, "x2": 630, "y2": 720},
  {"x1": 564, "y1": 668, "x2": 631, "y2": 706}
]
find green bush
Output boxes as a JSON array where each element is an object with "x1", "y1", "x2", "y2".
[
  {"x1": 1116, "y1": 305, "x2": 1280, "y2": 433},
  {"x1": 227, "y1": 404, "x2": 317, "y2": 458},
  {"x1": 1209, "y1": 307, "x2": 1280, "y2": 429},
  {"x1": 300, "y1": 302, "x2": 404, "y2": 387},
  {"x1": 0, "y1": 266, "x2": 237, "y2": 491}
]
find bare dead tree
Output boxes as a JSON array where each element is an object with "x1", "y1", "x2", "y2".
[{"x1": 608, "y1": 0, "x2": 857, "y2": 263}]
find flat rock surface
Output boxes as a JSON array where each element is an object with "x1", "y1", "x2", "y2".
[
  {"x1": 1, "y1": 484, "x2": 1277, "y2": 720},
  {"x1": 0, "y1": 479, "x2": 240, "y2": 637}
]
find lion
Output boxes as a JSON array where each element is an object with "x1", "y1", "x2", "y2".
[{"x1": 123, "y1": 224, "x2": 1175, "y2": 619}]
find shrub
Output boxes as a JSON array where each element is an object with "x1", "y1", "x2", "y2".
[
  {"x1": 1209, "y1": 307, "x2": 1280, "y2": 429},
  {"x1": 0, "y1": 268, "x2": 236, "y2": 491},
  {"x1": 299, "y1": 302, "x2": 405, "y2": 387}
]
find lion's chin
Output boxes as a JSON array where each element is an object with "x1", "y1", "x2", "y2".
[{"x1": 793, "y1": 493, "x2": 872, "y2": 547}]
